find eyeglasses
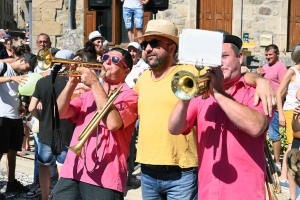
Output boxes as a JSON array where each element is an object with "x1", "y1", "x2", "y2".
[
  {"x1": 140, "y1": 39, "x2": 170, "y2": 50},
  {"x1": 37, "y1": 40, "x2": 48, "y2": 44},
  {"x1": 102, "y1": 54, "x2": 128, "y2": 68}
]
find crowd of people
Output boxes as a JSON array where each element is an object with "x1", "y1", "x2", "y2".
[{"x1": 1, "y1": 10, "x2": 300, "y2": 200}]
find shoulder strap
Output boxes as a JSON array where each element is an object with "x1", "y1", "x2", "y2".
[{"x1": 0, "y1": 63, "x2": 7, "y2": 76}]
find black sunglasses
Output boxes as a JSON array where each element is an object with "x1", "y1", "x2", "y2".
[
  {"x1": 102, "y1": 54, "x2": 128, "y2": 68},
  {"x1": 140, "y1": 39, "x2": 170, "y2": 50}
]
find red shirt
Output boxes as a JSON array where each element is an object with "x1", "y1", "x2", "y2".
[
  {"x1": 60, "y1": 83, "x2": 138, "y2": 193},
  {"x1": 185, "y1": 77, "x2": 271, "y2": 200}
]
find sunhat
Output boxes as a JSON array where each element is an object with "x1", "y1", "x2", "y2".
[{"x1": 135, "y1": 20, "x2": 179, "y2": 45}]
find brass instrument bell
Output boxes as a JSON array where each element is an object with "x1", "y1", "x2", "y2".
[{"x1": 171, "y1": 65, "x2": 211, "y2": 100}]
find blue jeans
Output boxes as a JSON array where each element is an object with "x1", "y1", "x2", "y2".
[
  {"x1": 37, "y1": 142, "x2": 68, "y2": 165},
  {"x1": 141, "y1": 165, "x2": 198, "y2": 200},
  {"x1": 268, "y1": 111, "x2": 281, "y2": 141},
  {"x1": 122, "y1": 7, "x2": 144, "y2": 29}
]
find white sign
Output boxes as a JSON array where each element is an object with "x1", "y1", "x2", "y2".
[{"x1": 178, "y1": 29, "x2": 223, "y2": 67}]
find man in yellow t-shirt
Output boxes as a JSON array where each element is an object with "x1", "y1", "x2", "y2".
[
  {"x1": 134, "y1": 20, "x2": 198, "y2": 199},
  {"x1": 134, "y1": 20, "x2": 276, "y2": 200}
]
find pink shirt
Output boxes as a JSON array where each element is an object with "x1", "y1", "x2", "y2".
[
  {"x1": 262, "y1": 61, "x2": 287, "y2": 93},
  {"x1": 185, "y1": 77, "x2": 271, "y2": 200},
  {"x1": 60, "y1": 83, "x2": 138, "y2": 193}
]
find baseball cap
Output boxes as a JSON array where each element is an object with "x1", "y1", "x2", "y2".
[
  {"x1": 126, "y1": 42, "x2": 142, "y2": 51},
  {"x1": 22, "y1": 53, "x2": 37, "y2": 71},
  {"x1": 89, "y1": 31, "x2": 104, "y2": 41},
  {"x1": 214, "y1": 29, "x2": 243, "y2": 50}
]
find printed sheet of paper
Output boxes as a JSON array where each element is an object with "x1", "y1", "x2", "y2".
[{"x1": 178, "y1": 29, "x2": 223, "y2": 67}]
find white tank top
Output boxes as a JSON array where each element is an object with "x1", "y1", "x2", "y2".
[
  {"x1": 123, "y1": 0, "x2": 142, "y2": 9},
  {"x1": 283, "y1": 67, "x2": 300, "y2": 110}
]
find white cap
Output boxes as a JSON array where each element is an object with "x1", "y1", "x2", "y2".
[
  {"x1": 89, "y1": 31, "x2": 104, "y2": 41},
  {"x1": 126, "y1": 42, "x2": 142, "y2": 51},
  {"x1": 0, "y1": 39, "x2": 4, "y2": 43}
]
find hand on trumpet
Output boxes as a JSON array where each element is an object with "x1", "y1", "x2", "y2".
[
  {"x1": 76, "y1": 66, "x2": 101, "y2": 88},
  {"x1": 207, "y1": 66, "x2": 225, "y2": 97}
]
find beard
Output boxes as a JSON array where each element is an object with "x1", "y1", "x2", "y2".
[{"x1": 145, "y1": 52, "x2": 169, "y2": 72}]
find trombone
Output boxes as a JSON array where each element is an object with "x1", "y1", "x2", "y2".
[
  {"x1": 68, "y1": 86, "x2": 122, "y2": 158},
  {"x1": 37, "y1": 48, "x2": 105, "y2": 77},
  {"x1": 264, "y1": 141, "x2": 281, "y2": 199},
  {"x1": 171, "y1": 64, "x2": 211, "y2": 100}
]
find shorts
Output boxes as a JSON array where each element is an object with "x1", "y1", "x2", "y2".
[
  {"x1": 50, "y1": 178, "x2": 124, "y2": 200},
  {"x1": 0, "y1": 117, "x2": 24, "y2": 153},
  {"x1": 292, "y1": 138, "x2": 300, "y2": 150},
  {"x1": 284, "y1": 110, "x2": 294, "y2": 144},
  {"x1": 268, "y1": 111, "x2": 281, "y2": 141},
  {"x1": 37, "y1": 142, "x2": 68, "y2": 166},
  {"x1": 122, "y1": 7, "x2": 144, "y2": 29}
]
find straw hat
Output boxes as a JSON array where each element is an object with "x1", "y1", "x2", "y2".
[{"x1": 135, "y1": 20, "x2": 179, "y2": 45}]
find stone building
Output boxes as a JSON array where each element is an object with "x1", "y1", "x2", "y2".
[
  {"x1": 14, "y1": 0, "x2": 300, "y2": 58},
  {"x1": 0, "y1": 0, "x2": 16, "y2": 30}
]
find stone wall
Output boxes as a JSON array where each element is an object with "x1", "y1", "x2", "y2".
[
  {"x1": 242, "y1": 0, "x2": 287, "y2": 54},
  {"x1": 153, "y1": 0, "x2": 197, "y2": 34},
  {"x1": 32, "y1": 0, "x2": 85, "y2": 53}
]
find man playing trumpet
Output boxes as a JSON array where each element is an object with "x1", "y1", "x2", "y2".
[
  {"x1": 168, "y1": 33, "x2": 272, "y2": 199},
  {"x1": 50, "y1": 48, "x2": 138, "y2": 200}
]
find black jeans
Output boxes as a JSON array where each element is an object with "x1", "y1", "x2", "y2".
[{"x1": 50, "y1": 178, "x2": 124, "y2": 200}]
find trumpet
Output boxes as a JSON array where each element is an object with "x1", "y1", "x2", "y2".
[
  {"x1": 37, "y1": 48, "x2": 105, "y2": 77},
  {"x1": 68, "y1": 86, "x2": 122, "y2": 158},
  {"x1": 171, "y1": 65, "x2": 211, "y2": 100}
]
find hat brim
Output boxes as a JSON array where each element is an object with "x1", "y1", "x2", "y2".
[
  {"x1": 90, "y1": 36, "x2": 105, "y2": 41},
  {"x1": 135, "y1": 33, "x2": 179, "y2": 46}
]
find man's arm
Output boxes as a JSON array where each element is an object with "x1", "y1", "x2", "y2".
[
  {"x1": 168, "y1": 100, "x2": 192, "y2": 135},
  {"x1": 212, "y1": 68, "x2": 268, "y2": 136},
  {"x1": 81, "y1": 69, "x2": 123, "y2": 131},
  {"x1": 244, "y1": 72, "x2": 275, "y2": 117},
  {"x1": 28, "y1": 97, "x2": 40, "y2": 120}
]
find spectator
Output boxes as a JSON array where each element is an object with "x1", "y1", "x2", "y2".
[
  {"x1": 277, "y1": 44, "x2": 300, "y2": 200},
  {"x1": 29, "y1": 50, "x2": 76, "y2": 200},
  {"x1": 256, "y1": 44, "x2": 287, "y2": 172},
  {"x1": 88, "y1": 31, "x2": 105, "y2": 62},
  {"x1": 125, "y1": 42, "x2": 149, "y2": 88},
  {"x1": 0, "y1": 53, "x2": 37, "y2": 198},
  {"x1": 4, "y1": 39, "x2": 13, "y2": 58},
  {"x1": 121, "y1": 0, "x2": 149, "y2": 42}
]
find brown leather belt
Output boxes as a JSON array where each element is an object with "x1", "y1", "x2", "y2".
[{"x1": 142, "y1": 164, "x2": 196, "y2": 172}]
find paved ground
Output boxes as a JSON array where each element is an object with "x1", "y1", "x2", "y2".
[
  {"x1": 0, "y1": 133, "x2": 142, "y2": 200},
  {"x1": 0, "y1": 133, "x2": 291, "y2": 199}
]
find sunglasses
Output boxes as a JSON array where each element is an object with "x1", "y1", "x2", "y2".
[
  {"x1": 140, "y1": 39, "x2": 171, "y2": 50},
  {"x1": 102, "y1": 54, "x2": 128, "y2": 68}
]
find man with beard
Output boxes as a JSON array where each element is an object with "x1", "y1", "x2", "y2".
[{"x1": 134, "y1": 20, "x2": 275, "y2": 199}]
